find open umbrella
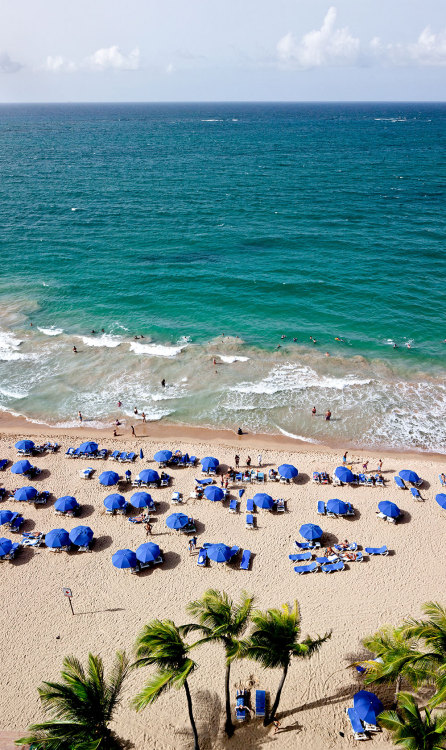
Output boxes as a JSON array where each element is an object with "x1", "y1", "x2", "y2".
[
  {"x1": 299, "y1": 523, "x2": 323, "y2": 540},
  {"x1": 99, "y1": 471, "x2": 119, "y2": 486},
  {"x1": 130, "y1": 492, "x2": 151, "y2": 509},
  {"x1": 378, "y1": 501, "x2": 400, "y2": 518},
  {"x1": 103, "y1": 494, "x2": 126, "y2": 511},
  {"x1": 79, "y1": 441, "x2": 98, "y2": 454},
  {"x1": 138, "y1": 469, "x2": 159, "y2": 484},
  {"x1": 54, "y1": 496, "x2": 79, "y2": 513},
  {"x1": 204, "y1": 486, "x2": 224, "y2": 502},
  {"x1": 334, "y1": 466, "x2": 354, "y2": 483},
  {"x1": 112, "y1": 549, "x2": 137, "y2": 569},
  {"x1": 154, "y1": 450, "x2": 172, "y2": 463},
  {"x1": 14, "y1": 486, "x2": 37, "y2": 502},
  {"x1": 166, "y1": 513, "x2": 189, "y2": 530},
  {"x1": 201, "y1": 457, "x2": 219, "y2": 471},
  {"x1": 278, "y1": 464, "x2": 298, "y2": 479},
  {"x1": 15, "y1": 439, "x2": 34, "y2": 452},
  {"x1": 69, "y1": 526, "x2": 93, "y2": 547},
  {"x1": 253, "y1": 492, "x2": 274, "y2": 510},
  {"x1": 136, "y1": 542, "x2": 161, "y2": 564},
  {"x1": 206, "y1": 543, "x2": 233, "y2": 563},
  {"x1": 11, "y1": 460, "x2": 32, "y2": 475},
  {"x1": 326, "y1": 498, "x2": 348, "y2": 515},
  {"x1": 354, "y1": 690, "x2": 383, "y2": 724},
  {"x1": 436, "y1": 493, "x2": 446, "y2": 510},
  {"x1": 0, "y1": 537, "x2": 13, "y2": 556},
  {"x1": 45, "y1": 528, "x2": 70, "y2": 548},
  {"x1": 0, "y1": 510, "x2": 14, "y2": 525},
  {"x1": 399, "y1": 469, "x2": 420, "y2": 484}
]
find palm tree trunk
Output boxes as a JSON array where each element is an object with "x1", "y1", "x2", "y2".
[
  {"x1": 224, "y1": 662, "x2": 235, "y2": 737},
  {"x1": 393, "y1": 674, "x2": 402, "y2": 707},
  {"x1": 264, "y1": 663, "x2": 289, "y2": 727},
  {"x1": 184, "y1": 679, "x2": 200, "y2": 750}
]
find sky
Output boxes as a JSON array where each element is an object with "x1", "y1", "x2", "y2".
[{"x1": 0, "y1": 0, "x2": 445, "y2": 102}]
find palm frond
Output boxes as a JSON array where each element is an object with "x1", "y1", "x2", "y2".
[{"x1": 132, "y1": 669, "x2": 176, "y2": 711}]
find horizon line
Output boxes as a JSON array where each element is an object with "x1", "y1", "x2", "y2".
[{"x1": 0, "y1": 99, "x2": 445, "y2": 106}]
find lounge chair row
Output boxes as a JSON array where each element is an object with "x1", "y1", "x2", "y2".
[
  {"x1": 130, "y1": 552, "x2": 164, "y2": 574},
  {"x1": 17, "y1": 442, "x2": 59, "y2": 456},
  {"x1": 132, "y1": 475, "x2": 170, "y2": 488},
  {"x1": 159, "y1": 454, "x2": 197, "y2": 468},
  {"x1": 394, "y1": 475, "x2": 422, "y2": 489},
  {"x1": 197, "y1": 546, "x2": 251, "y2": 570},
  {"x1": 236, "y1": 689, "x2": 265, "y2": 720},
  {"x1": 333, "y1": 473, "x2": 384, "y2": 487},
  {"x1": 312, "y1": 471, "x2": 329, "y2": 484},
  {"x1": 66, "y1": 447, "x2": 111, "y2": 459},
  {"x1": 317, "y1": 501, "x2": 355, "y2": 517},
  {"x1": 14, "y1": 490, "x2": 49, "y2": 505}
]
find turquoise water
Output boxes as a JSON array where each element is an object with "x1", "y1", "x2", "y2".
[{"x1": 0, "y1": 103, "x2": 445, "y2": 450}]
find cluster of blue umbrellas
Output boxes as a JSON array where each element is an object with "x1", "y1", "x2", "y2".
[
  {"x1": 11, "y1": 460, "x2": 33, "y2": 475},
  {"x1": 54, "y1": 496, "x2": 79, "y2": 513},
  {"x1": 45, "y1": 526, "x2": 93, "y2": 549},
  {"x1": 378, "y1": 501, "x2": 400, "y2": 518},
  {"x1": 201, "y1": 457, "x2": 219, "y2": 471},
  {"x1": 334, "y1": 466, "x2": 355, "y2": 483},
  {"x1": 154, "y1": 450, "x2": 172, "y2": 463},
  {"x1": 15, "y1": 440, "x2": 34, "y2": 452},
  {"x1": 14, "y1": 486, "x2": 38, "y2": 501},
  {"x1": 253, "y1": 492, "x2": 274, "y2": 510},
  {"x1": 278, "y1": 464, "x2": 298, "y2": 479},
  {"x1": 112, "y1": 542, "x2": 161, "y2": 569}
]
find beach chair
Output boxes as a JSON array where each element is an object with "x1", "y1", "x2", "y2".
[
  {"x1": 294, "y1": 562, "x2": 318, "y2": 574},
  {"x1": 242, "y1": 473, "x2": 251, "y2": 483},
  {"x1": 341, "y1": 551, "x2": 363, "y2": 562},
  {"x1": 34, "y1": 491, "x2": 49, "y2": 505},
  {"x1": 235, "y1": 690, "x2": 247, "y2": 721},
  {"x1": 387, "y1": 515, "x2": 397, "y2": 524},
  {"x1": 312, "y1": 471, "x2": 320, "y2": 484},
  {"x1": 268, "y1": 469, "x2": 278, "y2": 481},
  {"x1": 358, "y1": 473, "x2": 368, "y2": 486},
  {"x1": 116, "y1": 502, "x2": 128, "y2": 516},
  {"x1": 294, "y1": 540, "x2": 321, "y2": 550},
  {"x1": 228, "y1": 546, "x2": 240, "y2": 561},
  {"x1": 20, "y1": 532, "x2": 44, "y2": 548},
  {"x1": 80, "y1": 467, "x2": 94, "y2": 479},
  {"x1": 365, "y1": 475, "x2": 375, "y2": 487},
  {"x1": 257, "y1": 472, "x2": 265, "y2": 482},
  {"x1": 118, "y1": 452, "x2": 128, "y2": 462},
  {"x1": 132, "y1": 478, "x2": 142, "y2": 487},
  {"x1": 195, "y1": 477, "x2": 214, "y2": 486},
  {"x1": 332, "y1": 475, "x2": 341, "y2": 487},
  {"x1": 394, "y1": 476, "x2": 406, "y2": 489},
  {"x1": 440, "y1": 474, "x2": 446, "y2": 487},
  {"x1": 126, "y1": 452, "x2": 136, "y2": 462},
  {"x1": 160, "y1": 475, "x2": 170, "y2": 487},
  {"x1": 171, "y1": 491, "x2": 182, "y2": 504},
  {"x1": 97, "y1": 449, "x2": 108, "y2": 460},
  {"x1": 128, "y1": 513, "x2": 150, "y2": 524},
  {"x1": 197, "y1": 548, "x2": 208, "y2": 567},
  {"x1": 110, "y1": 450, "x2": 120, "y2": 460},
  {"x1": 229, "y1": 499, "x2": 238, "y2": 513},
  {"x1": 9, "y1": 513, "x2": 24, "y2": 532},
  {"x1": 3, "y1": 542, "x2": 20, "y2": 561},
  {"x1": 317, "y1": 500, "x2": 326, "y2": 515},
  {"x1": 333, "y1": 542, "x2": 357, "y2": 552},
  {"x1": 246, "y1": 514, "x2": 254, "y2": 529},
  {"x1": 186, "y1": 455, "x2": 197, "y2": 467},
  {"x1": 246, "y1": 498, "x2": 254, "y2": 513},
  {"x1": 0, "y1": 459, "x2": 8, "y2": 471},
  {"x1": 65, "y1": 447, "x2": 75, "y2": 458},
  {"x1": 321, "y1": 471, "x2": 329, "y2": 484},
  {"x1": 376, "y1": 511, "x2": 387, "y2": 520},
  {"x1": 289, "y1": 552, "x2": 312, "y2": 562},
  {"x1": 365, "y1": 545, "x2": 388, "y2": 556},
  {"x1": 363, "y1": 719, "x2": 380, "y2": 732},
  {"x1": 176, "y1": 454, "x2": 186, "y2": 466},
  {"x1": 240, "y1": 549, "x2": 251, "y2": 570},
  {"x1": 346, "y1": 708, "x2": 368, "y2": 741},
  {"x1": 375, "y1": 474, "x2": 384, "y2": 486},
  {"x1": 410, "y1": 487, "x2": 422, "y2": 501},
  {"x1": 322, "y1": 560, "x2": 345, "y2": 573},
  {"x1": 345, "y1": 502, "x2": 355, "y2": 516},
  {"x1": 276, "y1": 499, "x2": 286, "y2": 512},
  {"x1": 316, "y1": 555, "x2": 339, "y2": 565},
  {"x1": 255, "y1": 690, "x2": 266, "y2": 718}
]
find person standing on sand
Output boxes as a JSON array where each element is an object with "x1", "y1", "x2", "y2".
[
  {"x1": 78, "y1": 411, "x2": 82, "y2": 423},
  {"x1": 246, "y1": 455, "x2": 251, "y2": 467},
  {"x1": 133, "y1": 407, "x2": 138, "y2": 415},
  {"x1": 312, "y1": 406, "x2": 316, "y2": 416},
  {"x1": 325, "y1": 410, "x2": 331, "y2": 421},
  {"x1": 362, "y1": 461, "x2": 369, "y2": 472},
  {"x1": 257, "y1": 454, "x2": 262, "y2": 467},
  {"x1": 342, "y1": 452, "x2": 348, "y2": 465},
  {"x1": 73, "y1": 346, "x2": 77, "y2": 353},
  {"x1": 131, "y1": 425, "x2": 135, "y2": 436},
  {"x1": 145, "y1": 522, "x2": 152, "y2": 536},
  {"x1": 113, "y1": 429, "x2": 117, "y2": 437},
  {"x1": 377, "y1": 459, "x2": 383, "y2": 471},
  {"x1": 142, "y1": 412, "x2": 146, "y2": 422},
  {"x1": 161, "y1": 379, "x2": 166, "y2": 387},
  {"x1": 235, "y1": 455, "x2": 240, "y2": 468}
]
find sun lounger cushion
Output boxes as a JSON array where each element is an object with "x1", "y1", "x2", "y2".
[
  {"x1": 246, "y1": 513, "x2": 254, "y2": 528},
  {"x1": 294, "y1": 562, "x2": 318, "y2": 574},
  {"x1": 289, "y1": 552, "x2": 312, "y2": 562},
  {"x1": 246, "y1": 498, "x2": 254, "y2": 512},
  {"x1": 240, "y1": 549, "x2": 251, "y2": 570},
  {"x1": 364, "y1": 545, "x2": 388, "y2": 555},
  {"x1": 317, "y1": 500, "x2": 325, "y2": 515},
  {"x1": 197, "y1": 548, "x2": 207, "y2": 566},
  {"x1": 322, "y1": 560, "x2": 345, "y2": 573},
  {"x1": 347, "y1": 708, "x2": 367, "y2": 740},
  {"x1": 255, "y1": 690, "x2": 266, "y2": 717}
]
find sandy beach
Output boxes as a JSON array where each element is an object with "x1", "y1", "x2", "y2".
[{"x1": 0, "y1": 417, "x2": 445, "y2": 749}]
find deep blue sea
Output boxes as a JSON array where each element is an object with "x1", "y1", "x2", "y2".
[{"x1": 0, "y1": 102, "x2": 445, "y2": 451}]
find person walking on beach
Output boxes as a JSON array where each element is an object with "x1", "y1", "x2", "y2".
[
  {"x1": 273, "y1": 720, "x2": 281, "y2": 734},
  {"x1": 145, "y1": 522, "x2": 152, "y2": 536},
  {"x1": 362, "y1": 460, "x2": 369, "y2": 472},
  {"x1": 142, "y1": 412, "x2": 146, "y2": 422},
  {"x1": 246, "y1": 455, "x2": 251, "y2": 467},
  {"x1": 312, "y1": 406, "x2": 316, "y2": 416},
  {"x1": 161, "y1": 379, "x2": 166, "y2": 387},
  {"x1": 78, "y1": 411, "x2": 82, "y2": 423},
  {"x1": 133, "y1": 407, "x2": 138, "y2": 415},
  {"x1": 342, "y1": 451, "x2": 348, "y2": 465},
  {"x1": 235, "y1": 454, "x2": 240, "y2": 468},
  {"x1": 325, "y1": 410, "x2": 331, "y2": 421},
  {"x1": 257, "y1": 454, "x2": 262, "y2": 467},
  {"x1": 131, "y1": 425, "x2": 135, "y2": 436},
  {"x1": 377, "y1": 459, "x2": 383, "y2": 471},
  {"x1": 72, "y1": 346, "x2": 77, "y2": 353}
]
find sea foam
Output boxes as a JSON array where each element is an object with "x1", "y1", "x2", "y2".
[
  {"x1": 38, "y1": 327, "x2": 64, "y2": 336},
  {"x1": 129, "y1": 342, "x2": 186, "y2": 358}
]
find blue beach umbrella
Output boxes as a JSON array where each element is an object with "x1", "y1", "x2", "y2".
[
  {"x1": 201, "y1": 457, "x2": 219, "y2": 471},
  {"x1": 45, "y1": 528, "x2": 70, "y2": 549},
  {"x1": 334, "y1": 466, "x2": 355, "y2": 483},
  {"x1": 204, "y1": 486, "x2": 224, "y2": 502},
  {"x1": 154, "y1": 450, "x2": 172, "y2": 463},
  {"x1": 378, "y1": 501, "x2": 400, "y2": 518},
  {"x1": 54, "y1": 496, "x2": 79, "y2": 513},
  {"x1": 278, "y1": 464, "x2": 298, "y2": 479},
  {"x1": 138, "y1": 469, "x2": 159, "y2": 484},
  {"x1": 326, "y1": 498, "x2": 348, "y2": 515},
  {"x1": 399, "y1": 469, "x2": 420, "y2": 484},
  {"x1": 136, "y1": 542, "x2": 161, "y2": 564},
  {"x1": 436, "y1": 494, "x2": 446, "y2": 509},
  {"x1": 11, "y1": 460, "x2": 32, "y2": 475},
  {"x1": 104, "y1": 494, "x2": 126, "y2": 511},
  {"x1": 112, "y1": 549, "x2": 137, "y2": 569},
  {"x1": 79, "y1": 441, "x2": 98, "y2": 454},
  {"x1": 206, "y1": 543, "x2": 233, "y2": 563},
  {"x1": 130, "y1": 492, "x2": 151, "y2": 509},
  {"x1": 238, "y1": 489, "x2": 245, "y2": 498},
  {"x1": 253, "y1": 492, "x2": 274, "y2": 510},
  {"x1": 0, "y1": 510, "x2": 14, "y2": 525},
  {"x1": 14, "y1": 486, "x2": 37, "y2": 502},
  {"x1": 0, "y1": 537, "x2": 13, "y2": 556},
  {"x1": 69, "y1": 526, "x2": 93, "y2": 547},
  {"x1": 166, "y1": 513, "x2": 189, "y2": 530},
  {"x1": 15, "y1": 440, "x2": 34, "y2": 452},
  {"x1": 354, "y1": 691, "x2": 383, "y2": 724},
  {"x1": 139, "y1": 449, "x2": 144, "y2": 460},
  {"x1": 99, "y1": 470, "x2": 119, "y2": 486},
  {"x1": 300, "y1": 523, "x2": 323, "y2": 540}
]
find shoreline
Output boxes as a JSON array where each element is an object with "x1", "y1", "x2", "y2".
[{"x1": 0, "y1": 411, "x2": 444, "y2": 463}]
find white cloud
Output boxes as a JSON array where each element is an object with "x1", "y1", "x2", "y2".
[
  {"x1": 166, "y1": 63, "x2": 175, "y2": 74},
  {"x1": 277, "y1": 7, "x2": 360, "y2": 69},
  {"x1": 86, "y1": 46, "x2": 140, "y2": 71},
  {"x1": 44, "y1": 55, "x2": 77, "y2": 73},
  {"x1": 388, "y1": 27, "x2": 446, "y2": 66},
  {"x1": 0, "y1": 52, "x2": 22, "y2": 74}
]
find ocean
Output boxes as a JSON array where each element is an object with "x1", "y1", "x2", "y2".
[{"x1": 0, "y1": 102, "x2": 445, "y2": 451}]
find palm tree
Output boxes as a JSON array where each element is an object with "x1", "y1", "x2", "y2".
[
  {"x1": 243, "y1": 601, "x2": 331, "y2": 726},
  {"x1": 401, "y1": 602, "x2": 446, "y2": 708},
  {"x1": 132, "y1": 619, "x2": 200, "y2": 750},
  {"x1": 378, "y1": 692, "x2": 446, "y2": 750},
  {"x1": 183, "y1": 588, "x2": 254, "y2": 737},
  {"x1": 15, "y1": 651, "x2": 129, "y2": 749}
]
